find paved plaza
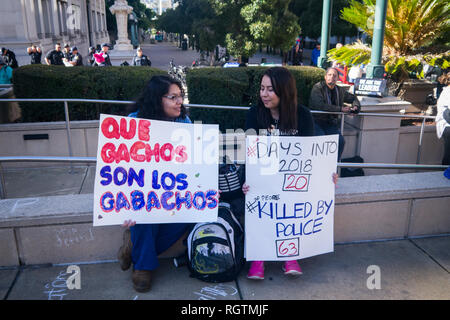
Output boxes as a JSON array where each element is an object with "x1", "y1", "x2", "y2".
[
  {"x1": 1, "y1": 235, "x2": 449, "y2": 300},
  {"x1": 0, "y1": 166, "x2": 449, "y2": 300},
  {"x1": 138, "y1": 40, "x2": 310, "y2": 70}
]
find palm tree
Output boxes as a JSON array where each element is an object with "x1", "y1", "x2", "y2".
[{"x1": 328, "y1": 0, "x2": 450, "y2": 81}]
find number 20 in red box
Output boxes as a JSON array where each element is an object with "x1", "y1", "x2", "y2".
[
  {"x1": 282, "y1": 174, "x2": 310, "y2": 192},
  {"x1": 276, "y1": 237, "x2": 300, "y2": 258}
]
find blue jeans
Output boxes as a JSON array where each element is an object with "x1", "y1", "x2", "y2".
[
  {"x1": 314, "y1": 121, "x2": 345, "y2": 161},
  {"x1": 130, "y1": 223, "x2": 190, "y2": 271}
]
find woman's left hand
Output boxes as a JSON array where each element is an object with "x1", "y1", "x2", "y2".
[{"x1": 332, "y1": 172, "x2": 339, "y2": 185}]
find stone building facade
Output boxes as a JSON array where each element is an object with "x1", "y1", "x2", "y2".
[{"x1": 0, "y1": 0, "x2": 109, "y2": 66}]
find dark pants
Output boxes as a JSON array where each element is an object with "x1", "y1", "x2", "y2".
[
  {"x1": 442, "y1": 127, "x2": 450, "y2": 165},
  {"x1": 130, "y1": 223, "x2": 190, "y2": 271},
  {"x1": 314, "y1": 120, "x2": 345, "y2": 161}
]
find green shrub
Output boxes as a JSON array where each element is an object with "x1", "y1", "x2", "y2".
[
  {"x1": 186, "y1": 66, "x2": 325, "y2": 130},
  {"x1": 12, "y1": 65, "x2": 166, "y2": 122},
  {"x1": 186, "y1": 67, "x2": 250, "y2": 131},
  {"x1": 12, "y1": 65, "x2": 325, "y2": 130}
]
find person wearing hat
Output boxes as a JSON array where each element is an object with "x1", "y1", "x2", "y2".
[
  {"x1": 95, "y1": 43, "x2": 112, "y2": 66},
  {"x1": 1, "y1": 48, "x2": 19, "y2": 69},
  {"x1": 45, "y1": 43, "x2": 64, "y2": 65},
  {"x1": 0, "y1": 57, "x2": 13, "y2": 84},
  {"x1": 132, "y1": 47, "x2": 151, "y2": 66},
  {"x1": 68, "y1": 47, "x2": 83, "y2": 66},
  {"x1": 62, "y1": 44, "x2": 72, "y2": 63}
]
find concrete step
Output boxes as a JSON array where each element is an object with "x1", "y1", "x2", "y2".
[
  {"x1": 0, "y1": 171, "x2": 449, "y2": 267},
  {"x1": 2, "y1": 237, "x2": 449, "y2": 300}
]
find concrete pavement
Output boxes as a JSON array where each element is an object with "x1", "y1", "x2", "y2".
[
  {"x1": 1, "y1": 236, "x2": 449, "y2": 300},
  {"x1": 1, "y1": 165, "x2": 449, "y2": 299},
  {"x1": 139, "y1": 41, "x2": 309, "y2": 70}
]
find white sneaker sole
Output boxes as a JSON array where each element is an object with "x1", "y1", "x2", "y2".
[
  {"x1": 247, "y1": 275, "x2": 264, "y2": 280},
  {"x1": 284, "y1": 270, "x2": 303, "y2": 276}
]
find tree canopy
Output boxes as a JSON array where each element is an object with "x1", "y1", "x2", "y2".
[{"x1": 155, "y1": 0, "x2": 301, "y2": 59}]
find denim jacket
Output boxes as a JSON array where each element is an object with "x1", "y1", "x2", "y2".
[{"x1": 128, "y1": 111, "x2": 191, "y2": 123}]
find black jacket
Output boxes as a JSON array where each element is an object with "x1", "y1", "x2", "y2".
[
  {"x1": 29, "y1": 50, "x2": 42, "y2": 64},
  {"x1": 2, "y1": 50, "x2": 18, "y2": 68},
  {"x1": 245, "y1": 105, "x2": 315, "y2": 137},
  {"x1": 95, "y1": 51, "x2": 112, "y2": 66},
  {"x1": 46, "y1": 50, "x2": 64, "y2": 65},
  {"x1": 133, "y1": 54, "x2": 151, "y2": 66},
  {"x1": 71, "y1": 53, "x2": 83, "y2": 66},
  {"x1": 309, "y1": 81, "x2": 361, "y2": 125}
]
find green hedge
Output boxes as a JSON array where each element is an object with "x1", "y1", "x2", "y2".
[
  {"x1": 12, "y1": 65, "x2": 166, "y2": 122},
  {"x1": 12, "y1": 65, "x2": 325, "y2": 130},
  {"x1": 186, "y1": 66, "x2": 325, "y2": 131}
]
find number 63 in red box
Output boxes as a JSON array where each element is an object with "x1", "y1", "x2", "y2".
[{"x1": 276, "y1": 237, "x2": 300, "y2": 258}]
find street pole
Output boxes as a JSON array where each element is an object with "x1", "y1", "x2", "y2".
[
  {"x1": 318, "y1": 0, "x2": 333, "y2": 69},
  {"x1": 366, "y1": 0, "x2": 388, "y2": 79}
]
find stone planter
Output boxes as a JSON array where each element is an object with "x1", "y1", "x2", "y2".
[
  {"x1": 397, "y1": 79, "x2": 436, "y2": 112},
  {"x1": 0, "y1": 87, "x2": 21, "y2": 123}
]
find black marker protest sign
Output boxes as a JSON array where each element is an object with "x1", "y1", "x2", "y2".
[{"x1": 245, "y1": 135, "x2": 338, "y2": 261}]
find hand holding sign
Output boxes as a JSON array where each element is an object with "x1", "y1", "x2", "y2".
[
  {"x1": 245, "y1": 134, "x2": 338, "y2": 261},
  {"x1": 93, "y1": 114, "x2": 219, "y2": 226}
]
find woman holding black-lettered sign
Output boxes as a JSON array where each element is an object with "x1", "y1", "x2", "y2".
[{"x1": 243, "y1": 67, "x2": 338, "y2": 280}]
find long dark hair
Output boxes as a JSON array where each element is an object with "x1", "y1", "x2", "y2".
[
  {"x1": 131, "y1": 75, "x2": 187, "y2": 121},
  {"x1": 256, "y1": 67, "x2": 298, "y2": 132}
]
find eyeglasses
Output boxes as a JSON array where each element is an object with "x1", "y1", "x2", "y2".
[{"x1": 163, "y1": 94, "x2": 184, "y2": 102}]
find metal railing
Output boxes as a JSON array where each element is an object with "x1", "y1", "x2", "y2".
[
  {"x1": 0, "y1": 156, "x2": 446, "y2": 199},
  {"x1": 0, "y1": 98, "x2": 442, "y2": 188},
  {"x1": 0, "y1": 98, "x2": 437, "y2": 164}
]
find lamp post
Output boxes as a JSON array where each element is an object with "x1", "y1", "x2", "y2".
[
  {"x1": 317, "y1": 0, "x2": 333, "y2": 69},
  {"x1": 366, "y1": 0, "x2": 388, "y2": 79}
]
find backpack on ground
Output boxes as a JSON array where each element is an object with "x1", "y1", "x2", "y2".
[{"x1": 186, "y1": 202, "x2": 245, "y2": 283}]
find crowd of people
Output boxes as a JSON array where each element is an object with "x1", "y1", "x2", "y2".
[{"x1": 0, "y1": 44, "x2": 152, "y2": 69}]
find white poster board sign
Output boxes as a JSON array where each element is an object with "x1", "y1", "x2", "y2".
[
  {"x1": 245, "y1": 134, "x2": 338, "y2": 261},
  {"x1": 93, "y1": 114, "x2": 219, "y2": 226}
]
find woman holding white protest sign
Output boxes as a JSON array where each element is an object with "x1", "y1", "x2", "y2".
[
  {"x1": 243, "y1": 67, "x2": 338, "y2": 280},
  {"x1": 119, "y1": 75, "x2": 192, "y2": 293}
]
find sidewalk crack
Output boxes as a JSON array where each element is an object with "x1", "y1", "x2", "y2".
[{"x1": 408, "y1": 238, "x2": 449, "y2": 274}]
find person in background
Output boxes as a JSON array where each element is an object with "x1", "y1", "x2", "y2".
[
  {"x1": 94, "y1": 43, "x2": 112, "y2": 66},
  {"x1": 132, "y1": 47, "x2": 151, "y2": 66},
  {"x1": 45, "y1": 43, "x2": 64, "y2": 65},
  {"x1": 290, "y1": 42, "x2": 303, "y2": 66},
  {"x1": 309, "y1": 67, "x2": 361, "y2": 161},
  {"x1": 68, "y1": 47, "x2": 83, "y2": 66},
  {"x1": 62, "y1": 43, "x2": 72, "y2": 62},
  {"x1": 331, "y1": 43, "x2": 343, "y2": 68},
  {"x1": 243, "y1": 67, "x2": 338, "y2": 280},
  {"x1": 87, "y1": 46, "x2": 96, "y2": 66},
  {"x1": 118, "y1": 75, "x2": 191, "y2": 293},
  {"x1": 27, "y1": 45, "x2": 42, "y2": 64},
  {"x1": 0, "y1": 56, "x2": 13, "y2": 84},
  {"x1": 310, "y1": 42, "x2": 321, "y2": 67},
  {"x1": 436, "y1": 72, "x2": 450, "y2": 165},
  {"x1": 1, "y1": 48, "x2": 19, "y2": 69}
]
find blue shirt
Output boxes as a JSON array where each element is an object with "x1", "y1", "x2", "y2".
[
  {"x1": 0, "y1": 65, "x2": 13, "y2": 84},
  {"x1": 311, "y1": 48, "x2": 321, "y2": 66},
  {"x1": 128, "y1": 111, "x2": 191, "y2": 123}
]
